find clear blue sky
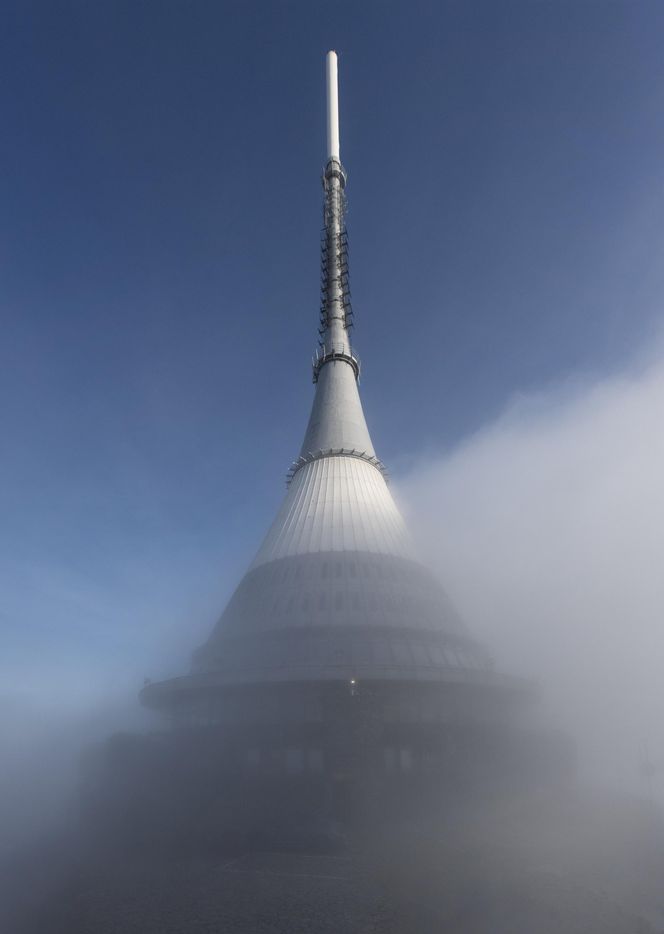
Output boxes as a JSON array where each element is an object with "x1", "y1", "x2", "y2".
[{"x1": 2, "y1": 1, "x2": 664, "y2": 702}]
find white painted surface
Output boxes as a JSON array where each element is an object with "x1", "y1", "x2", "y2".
[
  {"x1": 300, "y1": 358, "x2": 375, "y2": 458},
  {"x1": 326, "y1": 51, "x2": 340, "y2": 161},
  {"x1": 252, "y1": 455, "x2": 414, "y2": 567}
]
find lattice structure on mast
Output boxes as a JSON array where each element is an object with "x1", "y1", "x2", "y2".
[{"x1": 319, "y1": 160, "x2": 353, "y2": 343}]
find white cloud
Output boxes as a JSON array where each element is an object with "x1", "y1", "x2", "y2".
[{"x1": 400, "y1": 348, "x2": 664, "y2": 795}]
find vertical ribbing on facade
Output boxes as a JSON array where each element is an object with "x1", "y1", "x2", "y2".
[{"x1": 251, "y1": 456, "x2": 415, "y2": 568}]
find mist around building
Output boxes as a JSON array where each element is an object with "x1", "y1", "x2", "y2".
[
  {"x1": 2, "y1": 4, "x2": 664, "y2": 933},
  {"x1": 4, "y1": 340, "x2": 664, "y2": 933}
]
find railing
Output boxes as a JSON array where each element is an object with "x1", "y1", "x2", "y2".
[
  {"x1": 312, "y1": 345, "x2": 360, "y2": 383},
  {"x1": 286, "y1": 446, "x2": 387, "y2": 485}
]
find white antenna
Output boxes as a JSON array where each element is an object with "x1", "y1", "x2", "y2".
[{"x1": 326, "y1": 50, "x2": 340, "y2": 162}]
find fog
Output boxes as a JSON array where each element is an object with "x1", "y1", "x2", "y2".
[
  {"x1": 2, "y1": 344, "x2": 664, "y2": 932},
  {"x1": 0, "y1": 693, "x2": 151, "y2": 858},
  {"x1": 400, "y1": 339, "x2": 664, "y2": 802}
]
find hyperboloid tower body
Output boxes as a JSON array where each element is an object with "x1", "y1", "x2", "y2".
[{"x1": 141, "y1": 53, "x2": 528, "y2": 796}]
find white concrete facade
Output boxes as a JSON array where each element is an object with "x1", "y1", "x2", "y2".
[{"x1": 252, "y1": 455, "x2": 414, "y2": 568}]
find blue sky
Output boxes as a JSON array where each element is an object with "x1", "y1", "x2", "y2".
[{"x1": 2, "y1": 0, "x2": 664, "y2": 705}]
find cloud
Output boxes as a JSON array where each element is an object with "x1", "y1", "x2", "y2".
[{"x1": 400, "y1": 346, "x2": 664, "y2": 796}]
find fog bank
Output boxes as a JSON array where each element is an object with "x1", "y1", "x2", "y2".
[{"x1": 400, "y1": 346, "x2": 664, "y2": 799}]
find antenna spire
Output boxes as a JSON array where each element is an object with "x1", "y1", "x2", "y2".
[{"x1": 326, "y1": 51, "x2": 340, "y2": 162}]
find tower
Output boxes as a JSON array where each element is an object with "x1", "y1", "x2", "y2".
[{"x1": 141, "y1": 53, "x2": 526, "y2": 786}]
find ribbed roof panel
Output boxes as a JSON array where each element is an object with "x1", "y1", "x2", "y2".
[{"x1": 252, "y1": 455, "x2": 414, "y2": 568}]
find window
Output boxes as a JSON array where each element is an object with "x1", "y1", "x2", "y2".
[
  {"x1": 307, "y1": 748, "x2": 324, "y2": 772},
  {"x1": 393, "y1": 641, "x2": 412, "y2": 665},
  {"x1": 429, "y1": 644, "x2": 445, "y2": 665},
  {"x1": 285, "y1": 747, "x2": 304, "y2": 774},
  {"x1": 373, "y1": 640, "x2": 392, "y2": 665},
  {"x1": 246, "y1": 747, "x2": 261, "y2": 768},
  {"x1": 411, "y1": 643, "x2": 429, "y2": 665},
  {"x1": 400, "y1": 748, "x2": 413, "y2": 772}
]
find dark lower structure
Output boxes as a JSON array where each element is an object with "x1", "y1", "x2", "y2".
[
  {"x1": 142, "y1": 666, "x2": 531, "y2": 776},
  {"x1": 89, "y1": 681, "x2": 572, "y2": 854}
]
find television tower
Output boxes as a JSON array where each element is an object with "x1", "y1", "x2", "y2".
[{"x1": 141, "y1": 52, "x2": 526, "y2": 780}]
